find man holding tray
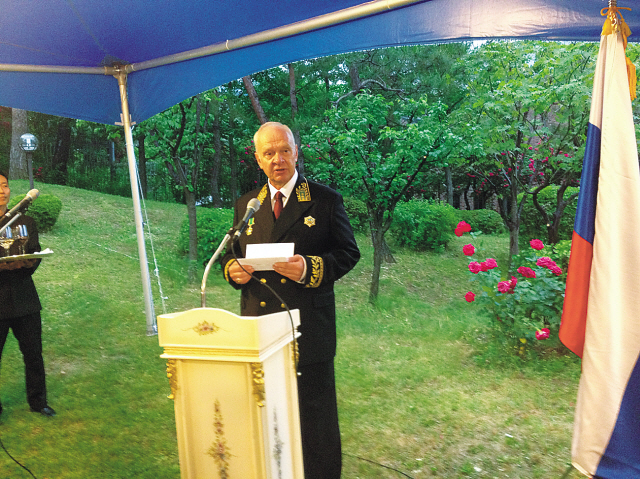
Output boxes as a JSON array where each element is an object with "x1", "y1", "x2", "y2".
[
  {"x1": 222, "y1": 123, "x2": 360, "y2": 479},
  {"x1": 0, "y1": 172, "x2": 55, "y2": 417}
]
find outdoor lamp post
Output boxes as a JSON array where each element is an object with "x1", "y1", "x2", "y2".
[{"x1": 19, "y1": 132, "x2": 38, "y2": 189}]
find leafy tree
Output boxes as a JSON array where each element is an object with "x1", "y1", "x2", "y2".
[
  {"x1": 143, "y1": 93, "x2": 214, "y2": 281},
  {"x1": 461, "y1": 41, "x2": 595, "y2": 257},
  {"x1": 309, "y1": 93, "x2": 465, "y2": 302}
]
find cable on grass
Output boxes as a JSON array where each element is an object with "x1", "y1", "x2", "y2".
[
  {"x1": 343, "y1": 452, "x2": 416, "y2": 478},
  {"x1": 0, "y1": 434, "x2": 37, "y2": 478}
]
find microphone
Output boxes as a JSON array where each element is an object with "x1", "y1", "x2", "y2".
[
  {"x1": 233, "y1": 198, "x2": 261, "y2": 239},
  {"x1": 3, "y1": 189, "x2": 39, "y2": 220}
]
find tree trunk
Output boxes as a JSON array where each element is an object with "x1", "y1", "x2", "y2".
[
  {"x1": 242, "y1": 75, "x2": 268, "y2": 124},
  {"x1": 110, "y1": 141, "x2": 117, "y2": 184},
  {"x1": 445, "y1": 166, "x2": 454, "y2": 205},
  {"x1": 9, "y1": 108, "x2": 28, "y2": 180},
  {"x1": 369, "y1": 223, "x2": 385, "y2": 304},
  {"x1": 210, "y1": 91, "x2": 223, "y2": 207},
  {"x1": 137, "y1": 133, "x2": 148, "y2": 199},
  {"x1": 288, "y1": 63, "x2": 305, "y2": 177},
  {"x1": 51, "y1": 117, "x2": 73, "y2": 185},
  {"x1": 184, "y1": 187, "x2": 199, "y2": 283},
  {"x1": 227, "y1": 83, "x2": 239, "y2": 201},
  {"x1": 367, "y1": 207, "x2": 395, "y2": 303}
]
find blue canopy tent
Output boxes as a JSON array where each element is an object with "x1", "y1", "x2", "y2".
[{"x1": 1, "y1": 0, "x2": 638, "y2": 331}]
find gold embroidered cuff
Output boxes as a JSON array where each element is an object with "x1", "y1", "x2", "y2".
[
  {"x1": 304, "y1": 256, "x2": 324, "y2": 288},
  {"x1": 223, "y1": 259, "x2": 233, "y2": 282}
]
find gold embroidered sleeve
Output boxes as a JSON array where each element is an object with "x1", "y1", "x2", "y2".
[
  {"x1": 223, "y1": 259, "x2": 234, "y2": 283},
  {"x1": 304, "y1": 256, "x2": 324, "y2": 288}
]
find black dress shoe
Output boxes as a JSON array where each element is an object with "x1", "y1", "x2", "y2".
[{"x1": 30, "y1": 406, "x2": 56, "y2": 417}]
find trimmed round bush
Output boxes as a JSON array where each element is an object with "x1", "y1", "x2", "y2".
[
  {"x1": 179, "y1": 207, "x2": 235, "y2": 265},
  {"x1": 458, "y1": 208, "x2": 505, "y2": 235},
  {"x1": 390, "y1": 200, "x2": 458, "y2": 252},
  {"x1": 343, "y1": 196, "x2": 368, "y2": 233},
  {"x1": 519, "y1": 186, "x2": 579, "y2": 243},
  {"x1": 8, "y1": 193, "x2": 62, "y2": 232}
]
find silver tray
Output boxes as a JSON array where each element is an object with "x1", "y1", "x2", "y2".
[{"x1": 0, "y1": 249, "x2": 54, "y2": 263}]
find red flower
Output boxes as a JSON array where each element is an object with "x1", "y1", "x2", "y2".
[
  {"x1": 468, "y1": 262, "x2": 482, "y2": 274},
  {"x1": 455, "y1": 221, "x2": 472, "y2": 235},
  {"x1": 535, "y1": 328, "x2": 550, "y2": 340},
  {"x1": 517, "y1": 266, "x2": 536, "y2": 278},
  {"x1": 536, "y1": 257, "x2": 555, "y2": 268},
  {"x1": 465, "y1": 291, "x2": 475, "y2": 302},
  {"x1": 463, "y1": 244, "x2": 475, "y2": 256},
  {"x1": 480, "y1": 262, "x2": 489, "y2": 272},
  {"x1": 530, "y1": 239, "x2": 545, "y2": 250},
  {"x1": 497, "y1": 281, "x2": 511, "y2": 293},
  {"x1": 484, "y1": 258, "x2": 498, "y2": 269},
  {"x1": 550, "y1": 266, "x2": 563, "y2": 276}
]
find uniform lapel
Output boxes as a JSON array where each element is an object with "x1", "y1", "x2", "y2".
[{"x1": 270, "y1": 177, "x2": 313, "y2": 243}]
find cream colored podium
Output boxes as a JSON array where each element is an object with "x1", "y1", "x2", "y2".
[{"x1": 157, "y1": 307, "x2": 303, "y2": 479}]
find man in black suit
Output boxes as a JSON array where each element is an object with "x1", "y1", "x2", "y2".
[
  {"x1": 0, "y1": 172, "x2": 55, "y2": 417},
  {"x1": 222, "y1": 122, "x2": 360, "y2": 479}
]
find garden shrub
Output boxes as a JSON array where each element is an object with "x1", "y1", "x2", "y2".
[
  {"x1": 179, "y1": 207, "x2": 234, "y2": 265},
  {"x1": 343, "y1": 197, "x2": 368, "y2": 233},
  {"x1": 519, "y1": 186, "x2": 579, "y2": 243},
  {"x1": 458, "y1": 208, "x2": 504, "y2": 235},
  {"x1": 461, "y1": 229, "x2": 567, "y2": 350},
  {"x1": 8, "y1": 193, "x2": 62, "y2": 232},
  {"x1": 390, "y1": 200, "x2": 458, "y2": 252}
]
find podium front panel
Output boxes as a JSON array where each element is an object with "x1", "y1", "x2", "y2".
[{"x1": 158, "y1": 307, "x2": 303, "y2": 479}]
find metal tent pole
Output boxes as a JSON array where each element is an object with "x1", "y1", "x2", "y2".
[{"x1": 114, "y1": 68, "x2": 157, "y2": 336}]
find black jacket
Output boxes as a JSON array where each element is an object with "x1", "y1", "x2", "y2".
[
  {"x1": 0, "y1": 215, "x2": 42, "y2": 319},
  {"x1": 222, "y1": 177, "x2": 360, "y2": 366}
]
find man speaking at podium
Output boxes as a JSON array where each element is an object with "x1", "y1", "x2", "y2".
[{"x1": 222, "y1": 122, "x2": 360, "y2": 479}]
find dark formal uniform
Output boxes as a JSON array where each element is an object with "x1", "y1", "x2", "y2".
[
  {"x1": 222, "y1": 175, "x2": 360, "y2": 479},
  {"x1": 0, "y1": 214, "x2": 48, "y2": 412}
]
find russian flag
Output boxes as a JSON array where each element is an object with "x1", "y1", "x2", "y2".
[{"x1": 559, "y1": 17, "x2": 640, "y2": 479}]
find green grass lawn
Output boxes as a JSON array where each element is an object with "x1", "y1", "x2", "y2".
[{"x1": 0, "y1": 179, "x2": 582, "y2": 478}]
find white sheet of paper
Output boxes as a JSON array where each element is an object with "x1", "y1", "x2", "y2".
[{"x1": 237, "y1": 243, "x2": 295, "y2": 271}]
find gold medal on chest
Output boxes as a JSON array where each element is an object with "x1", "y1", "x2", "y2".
[
  {"x1": 304, "y1": 216, "x2": 316, "y2": 227},
  {"x1": 246, "y1": 218, "x2": 255, "y2": 235}
]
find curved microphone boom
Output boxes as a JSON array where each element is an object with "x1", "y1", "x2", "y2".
[
  {"x1": 3, "y1": 189, "x2": 39, "y2": 221},
  {"x1": 233, "y1": 198, "x2": 261, "y2": 239}
]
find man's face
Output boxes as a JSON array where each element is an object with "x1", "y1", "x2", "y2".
[
  {"x1": 0, "y1": 175, "x2": 9, "y2": 213},
  {"x1": 254, "y1": 125, "x2": 298, "y2": 189}
]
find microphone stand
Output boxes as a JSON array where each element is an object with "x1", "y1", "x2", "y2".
[
  {"x1": 200, "y1": 228, "x2": 234, "y2": 308},
  {"x1": 200, "y1": 227, "x2": 300, "y2": 371}
]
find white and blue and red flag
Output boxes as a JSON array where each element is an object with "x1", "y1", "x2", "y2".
[{"x1": 559, "y1": 8, "x2": 640, "y2": 478}]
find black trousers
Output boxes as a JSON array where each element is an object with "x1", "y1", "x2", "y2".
[
  {"x1": 0, "y1": 312, "x2": 47, "y2": 410},
  {"x1": 297, "y1": 360, "x2": 342, "y2": 479}
]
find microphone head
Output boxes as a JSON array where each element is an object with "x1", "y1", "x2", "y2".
[
  {"x1": 247, "y1": 198, "x2": 261, "y2": 213},
  {"x1": 26, "y1": 189, "x2": 40, "y2": 201}
]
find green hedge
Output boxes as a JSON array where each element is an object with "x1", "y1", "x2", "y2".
[
  {"x1": 519, "y1": 186, "x2": 579, "y2": 243},
  {"x1": 178, "y1": 207, "x2": 235, "y2": 265},
  {"x1": 389, "y1": 200, "x2": 458, "y2": 252},
  {"x1": 343, "y1": 197, "x2": 368, "y2": 233},
  {"x1": 8, "y1": 193, "x2": 62, "y2": 232},
  {"x1": 457, "y1": 208, "x2": 505, "y2": 235}
]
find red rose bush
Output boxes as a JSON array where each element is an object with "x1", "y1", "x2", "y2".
[{"x1": 457, "y1": 222, "x2": 566, "y2": 346}]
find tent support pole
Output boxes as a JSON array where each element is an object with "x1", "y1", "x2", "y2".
[{"x1": 114, "y1": 69, "x2": 157, "y2": 336}]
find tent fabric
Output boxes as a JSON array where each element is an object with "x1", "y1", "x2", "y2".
[{"x1": 1, "y1": 0, "x2": 639, "y2": 125}]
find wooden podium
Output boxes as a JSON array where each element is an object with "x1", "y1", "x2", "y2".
[{"x1": 157, "y1": 307, "x2": 303, "y2": 479}]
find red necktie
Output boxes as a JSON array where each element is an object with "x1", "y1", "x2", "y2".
[{"x1": 274, "y1": 191, "x2": 284, "y2": 219}]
